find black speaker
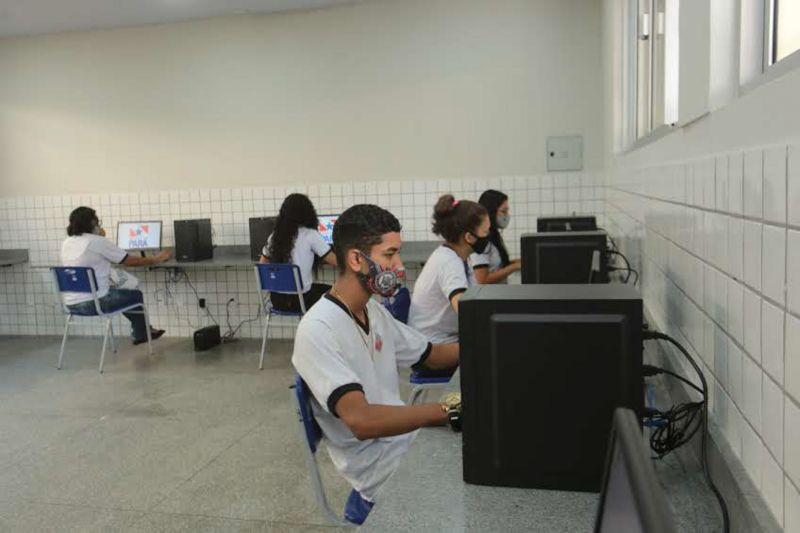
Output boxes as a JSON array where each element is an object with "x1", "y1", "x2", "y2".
[
  {"x1": 193, "y1": 325, "x2": 221, "y2": 351},
  {"x1": 249, "y1": 217, "x2": 276, "y2": 261},
  {"x1": 174, "y1": 219, "x2": 213, "y2": 262},
  {"x1": 459, "y1": 284, "x2": 643, "y2": 492}
]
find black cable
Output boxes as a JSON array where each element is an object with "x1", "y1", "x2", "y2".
[
  {"x1": 597, "y1": 227, "x2": 618, "y2": 251},
  {"x1": 606, "y1": 250, "x2": 638, "y2": 285},
  {"x1": 644, "y1": 330, "x2": 730, "y2": 533},
  {"x1": 179, "y1": 270, "x2": 218, "y2": 326},
  {"x1": 643, "y1": 364, "x2": 704, "y2": 395}
]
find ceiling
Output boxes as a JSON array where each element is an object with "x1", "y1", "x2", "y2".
[{"x1": 0, "y1": 0, "x2": 367, "y2": 38}]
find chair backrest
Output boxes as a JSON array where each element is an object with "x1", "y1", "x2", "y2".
[
  {"x1": 51, "y1": 266, "x2": 98, "y2": 294},
  {"x1": 255, "y1": 263, "x2": 304, "y2": 294},
  {"x1": 382, "y1": 287, "x2": 411, "y2": 324},
  {"x1": 294, "y1": 375, "x2": 323, "y2": 454}
]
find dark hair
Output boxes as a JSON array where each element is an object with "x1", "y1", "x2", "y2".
[
  {"x1": 431, "y1": 194, "x2": 488, "y2": 244},
  {"x1": 268, "y1": 193, "x2": 319, "y2": 263},
  {"x1": 332, "y1": 204, "x2": 402, "y2": 273},
  {"x1": 67, "y1": 206, "x2": 98, "y2": 236},
  {"x1": 478, "y1": 189, "x2": 510, "y2": 266}
]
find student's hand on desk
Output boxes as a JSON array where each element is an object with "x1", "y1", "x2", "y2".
[
  {"x1": 154, "y1": 250, "x2": 171, "y2": 263},
  {"x1": 510, "y1": 259, "x2": 521, "y2": 271}
]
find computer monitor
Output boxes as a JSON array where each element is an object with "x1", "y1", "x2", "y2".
[
  {"x1": 594, "y1": 408, "x2": 676, "y2": 533},
  {"x1": 459, "y1": 284, "x2": 643, "y2": 492},
  {"x1": 521, "y1": 231, "x2": 609, "y2": 284},
  {"x1": 249, "y1": 216, "x2": 276, "y2": 261},
  {"x1": 116, "y1": 221, "x2": 163, "y2": 251},
  {"x1": 317, "y1": 214, "x2": 339, "y2": 245},
  {"x1": 537, "y1": 215, "x2": 598, "y2": 232}
]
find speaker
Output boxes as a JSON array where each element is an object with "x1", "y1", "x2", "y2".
[
  {"x1": 174, "y1": 219, "x2": 213, "y2": 262},
  {"x1": 249, "y1": 217, "x2": 276, "y2": 261},
  {"x1": 193, "y1": 325, "x2": 221, "y2": 351}
]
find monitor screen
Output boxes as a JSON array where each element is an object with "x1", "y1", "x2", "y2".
[
  {"x1": 594, "y1": 408, "x2": 676, "y2": 533},
  {"x1": 117, "y1": 221, "x2": 163, "y2": 251},
  {"x1": 318, "y1": 214, "x2": 339, "y2": 245}
]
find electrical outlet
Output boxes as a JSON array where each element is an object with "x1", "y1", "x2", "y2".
[{"x1": 199, "y1": 298, "x2": 206, "y2": 308}]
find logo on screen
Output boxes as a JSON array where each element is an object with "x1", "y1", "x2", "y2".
[
  {"x1": 127, "y1": 225, "x2": 150, "y2": 249},
  {"x1": 319, "y1": 218, "x2": 337, "y2": 233}
]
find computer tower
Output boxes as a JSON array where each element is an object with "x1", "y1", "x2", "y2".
[
  {"x1": 537, "y1": 215, "x2": 598, "y2": 232},
  {"x1": 249, "y1": 217, "x2": 276, "y2": 261},
  {"x1": 521, "y1": 231, "x2": 609, "y2": 284},
  {"x1": 174, "y1": 219, "x2": 213, "y2": 262},
  {"x1": 459, "y1": 284, "x2": 643, "y2": 492}
]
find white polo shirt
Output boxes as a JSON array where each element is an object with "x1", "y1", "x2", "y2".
[
  {"x1": 470, "y1": 242, "x2": 507, "y2": 284},
  {"x1": 262, "y1": 227, "x2": 332, "y2": 293},
  {"x1": 408, "y1": 245, "x2": 472, "y2": 344},
  {"x1": 60, "y1": 234, "x2": 128, "y2": 305},
  {"x1": 292, "y1": 294, "x2": 432, "y2": 501}
]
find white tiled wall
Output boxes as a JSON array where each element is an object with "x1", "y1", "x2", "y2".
[
  {"x1": 0, "y1": 173, "x2": 604, "y2": 340},
  {"x1": 605, "y1": 141, "x2": 800, "y2": 529}
]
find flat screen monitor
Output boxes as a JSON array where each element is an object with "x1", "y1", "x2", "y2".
[
  {"x1": 521, "y1": 231, "x2": 609, "y2": 284},
  {"x1": 537, "y1": 215, "x2": 598, "y2": 232},
  {"x1": 594, "y1": 408, "x2": 676, "y2": 533},
  {"x1": 249, "y1": 216, "x2": 277, "y2": 261},
  {"x1": 318, "y1": 214, "x2": 339, "y2": 245},
  {"x1": 458, "y1": 284, "x2": 643, "y2": 492},
  {"x1": 116, "y1": 221, "x2": 163, "y2": 251}
]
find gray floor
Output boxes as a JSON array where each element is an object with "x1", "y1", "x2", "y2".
[{"x1": 0, "y1": 335, "x2": 352, "y2": 532}]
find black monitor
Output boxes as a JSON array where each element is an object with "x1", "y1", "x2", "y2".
[
  {"x1": 537, "y1": 215, "x2": 598, "y2": 232},
  {"x1": 459, "y1": 284, "x2": 643, "y2": 492},
  {"x1": 249, "y1": 216, "x2": 276, "y2": 261},
  {"x1": 594, "y1": 408, "x2": 676, "y2": 533},
  {"x1": 521, "y1": 231, "x2": 609, "y2": 284}
]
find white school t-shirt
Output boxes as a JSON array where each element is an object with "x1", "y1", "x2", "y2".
[
  {"x1": 292, "y1": 295, "x2": 432, "y2": 501},
  {"x1": 469, "y1": 242, "x2": 507, "y2": 284},
  {"x1": 261, "y1": 227, "x2": 332, "y2": 293},
  {"x1": 408, "y1": 245, "x2": 472, "y2": 344},
  {"x1": 60, "y1": 234, "x2": 129, "y2": 305}
]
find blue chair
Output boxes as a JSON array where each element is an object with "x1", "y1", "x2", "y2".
[
  {"x1": 382, "y1": 287, "x2": 455, "y2": 405},
  {"x1": 254, "y1": 263, "x2": 306, "y2": 370},
  {"x1": 290, "y1": 376, "x2": 355, "y2": 527},
  {"x1": 50, "y1": 266, "x2": 153, "y2": 373}
]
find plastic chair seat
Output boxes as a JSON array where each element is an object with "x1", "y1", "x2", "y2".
[{"x1": 409, "y1": 372, "x2": 452, "y2": 385}]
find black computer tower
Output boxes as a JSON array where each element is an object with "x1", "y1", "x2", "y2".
[
  {"x1": 459, "y1": 284, "x2": 643, "y2": 492},
  {"x1": 249, "y1": 217, "x2": 276, "y2": 261},
  {"x1": 174, "y1": 219, "x2": 213, "y2": 262},
  {"x1": 537, "y1": 215, "x2": 598, "y2": 232},
  {"x1": 521, "y1": 231, "x2": 609, "y2": 284}
]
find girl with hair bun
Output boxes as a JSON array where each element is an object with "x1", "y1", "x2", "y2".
[{"x1": 408, "y1": 194, "x2": 489, "y2": 344}]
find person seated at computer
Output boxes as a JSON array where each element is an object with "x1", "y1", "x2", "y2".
[
  {"x1": 292, "y1": 204, "x2": 460, "y2": 525},
  {"x1": 60, "y1": 207, "x2": 170, "y2": 344},
  {"x1": 470, "y1": 189, "x2": 521, "y2": 284},
  {"x1": 259, "y1": 193, "x2": 337, "y2": 312},
  {"x1": 408, "y1": 195, "x2": 489, "y2": 344}
]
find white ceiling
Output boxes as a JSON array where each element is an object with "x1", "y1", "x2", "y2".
[{"x1": 0, "y1": 0, "x2": 367, "y2": 38}]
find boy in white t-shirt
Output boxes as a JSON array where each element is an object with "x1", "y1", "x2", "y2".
[{"x1": 291, "y1": 204, "x2": 460, "y2": 525}]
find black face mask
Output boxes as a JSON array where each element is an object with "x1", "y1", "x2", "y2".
[{"x1": 469, "y1": 233, "x2": 490, "y2": 254}]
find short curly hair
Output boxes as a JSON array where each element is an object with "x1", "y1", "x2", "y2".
[{"x1": 332, "y1": 205, "x2": 402, "y2": 273}]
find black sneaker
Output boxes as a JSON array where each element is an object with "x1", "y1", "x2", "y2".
[{"x1": 133, "y1": 329, "x2": 165, "y2": 345}]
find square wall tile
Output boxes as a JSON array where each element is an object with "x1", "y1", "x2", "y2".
[
  {"x1": 761, "y1": 300, "x2": 785, "y2": 383},
  {"x1": 762, "y1": 225, "x2": 787, "y2": 306},
  {"x1": 786, "y1": 477, "x2": 800, "y2": 533},
  {"x1": 742, "y1": 420, "x2": 764, "y2": 489},
  {"x1": 728, "y1": 216, "x2": 744, "y2": 280},
  {"x1": 728, "y1": 339, "x2": 743, "y2": 406},
  {"x1": 789, "y1": 143, "x2": 800, "y2": 227},
  {"x1": 744, "y1": 288, "x2": 762, "y2": 362},
  {"x1": 763, "y1": 145, "x2": 787, "y2": 224},
  {"x1": 787, "y1": 313, "x2": 800, "y2": 403},
  {"x1": 786, "y1": 398, "x2": 800, "y2": 487},
  {"x1": 728, "y1": 279, "x2": 744, "y2": 345},
  {"x1": 744, "y1": 221, "x2": 763, "y2": 291},
  {"x1": 762, "y1": 374, "x2": 784, "y2": 461},
  {"x1": 762, "y1": 449, "x2": 785, "y2": 527},
  {"x1": 729, "y1": 152, "x2": 744, "y2": 215},
  {"x1": 788, "y1": 230, "x2": 800, "y2": 316},
  {"x1": 743, "y1": 148, "x2": 764, "y2": 219},
  {"x1": 742, "y1": 354, "x2": 763, "y2": 431}
]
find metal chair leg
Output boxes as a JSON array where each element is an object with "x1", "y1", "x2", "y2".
[
  {"x1": 99, "y1": 318, "x2": 112, "y2": 373},
  {"x1": 142, "y1": 306, "x2": 153, "y2": 355},
  {"x1": 409, "y1": 385, "x2": 424, "y2": 405},
  {"x1": 259, "y1": 312, "x2": 272, "y2": 370},
  {"x1": 57, "y1": 315, "x2": 72, "y2": 370},
  {"x1": 108, "y1": 320, "x2": 117, "y2": 354}
]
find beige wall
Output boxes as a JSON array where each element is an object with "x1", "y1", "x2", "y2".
[{"x1": 0, "y1": 0, "x2": 604, "y2": 197}]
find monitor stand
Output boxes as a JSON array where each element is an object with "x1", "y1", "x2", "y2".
[{"x1": 140, "y1": 251, "x2": 147, "y2": 258}]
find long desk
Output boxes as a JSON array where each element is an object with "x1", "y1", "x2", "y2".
[
  {"x1": 0, "y1": 249, "x2": 29, "y2": 267},
  {"x1": 152, "y1": 241, "x2": 441, "y2": 269},
  {"x1": 361, "y1": 427, "x2": 599, "y2": 531}
]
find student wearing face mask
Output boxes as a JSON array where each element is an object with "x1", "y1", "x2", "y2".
[
  {"x1": 470, "y1": 189, "x2": 521, "y2": 284},
  {"x1": 408, "y1": 195, "x2": 489, "y2": 344},
  {"x1": 60, "y1": 206, "x2": 170, "y2": 344}
]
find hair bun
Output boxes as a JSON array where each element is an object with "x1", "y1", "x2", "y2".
[{"x1": 433, "y1": 194, "x2": 457, "y2": 219}]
